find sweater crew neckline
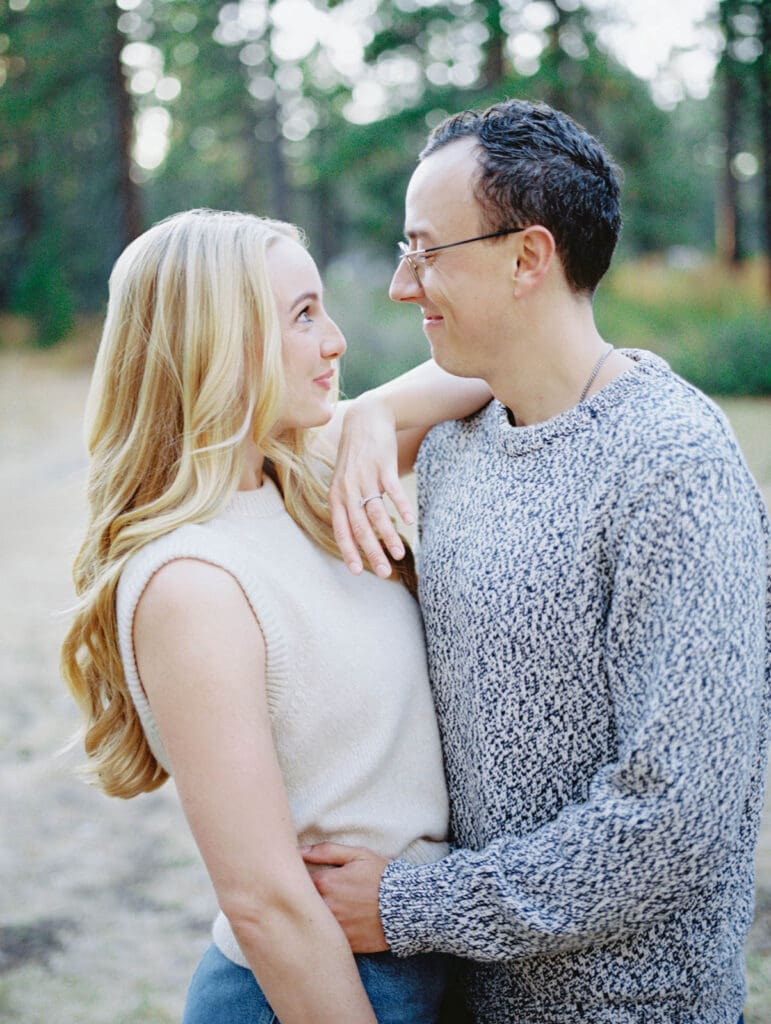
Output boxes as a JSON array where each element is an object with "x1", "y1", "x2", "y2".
[
  {"x1": 495, "y1": 349, "x2": 667, "y2": 457},
  {"x1": 222, "y1": 476, "x2": 286, "y2": 519}
]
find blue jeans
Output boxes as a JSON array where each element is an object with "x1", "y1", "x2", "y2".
[{"x1": 183, "y1": 942, "x2": 448, "y2": 1024}]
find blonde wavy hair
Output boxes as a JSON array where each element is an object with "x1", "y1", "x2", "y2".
[{"x1": 61, "y1": 208, "x2": 413, "y2": 800}]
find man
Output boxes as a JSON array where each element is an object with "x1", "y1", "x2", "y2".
[{"x1": 303, "y1": 100, "x2": 769, "y2": 1023}]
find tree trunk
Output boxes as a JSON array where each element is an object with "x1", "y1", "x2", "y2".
[
  {"x1": 109, "y1": 17, "x2": 142, "y2": 245},
  {"x1": 717, "y1": 1, "x2": 745, "y2": 266},
  {"x1": 260, "y1": 2, "x2": 291, "y2": 221},
  {"x1": 265, "y1": 93, "x2": 290, "y2": 220},
  {"x1": 718, "y1": 68, "x2": 743, "y2": 264},
  {"x1": 5, "y1": 131, "x2": 41, "y2": 309},
  {"x1": 543, "y1": 3, "x2": 572, "y2": 114},
  {"x1": 312, "y1": 125, "x2": 339, "y2": 270},
  {"x1": 482, "y1": 0, "x2": 505, "y2": 87},
  {"x1": 759, "y1": 0, "x2": 771, "y2": 296}
]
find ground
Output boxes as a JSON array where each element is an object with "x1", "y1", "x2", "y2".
[{"x1": 1, "y1": 346, "x2": 769, "y2": 1023}]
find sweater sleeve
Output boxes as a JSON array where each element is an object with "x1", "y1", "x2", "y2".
[{"x1": 379, "y1": 458, "x2": 769, "y2": 961}]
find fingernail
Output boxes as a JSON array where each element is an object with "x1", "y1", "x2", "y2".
[
  {"x1": 404, "y1": 513, "x2": 415, "y2": 525},
  {"x1": 349, "y1": 562, "x2": 362, "y2": 574},
  {"x1": 299, "y1": 845, "x2": 311, "y2": 853},
  {"x1": 376, "y1": 564, "x2": 391, "y2": 578},
  {"x1": 392, "y1": 546, "x2": 405, "y2": 560}
]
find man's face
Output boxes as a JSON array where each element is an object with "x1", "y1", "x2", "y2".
[{"x1": 389, "y1": 137, "x2": 519, "y2": 380}]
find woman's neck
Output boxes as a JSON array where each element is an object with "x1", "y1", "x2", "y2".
[{"x1": 238, "y1": 438, "x2": 265, "y2": 490}]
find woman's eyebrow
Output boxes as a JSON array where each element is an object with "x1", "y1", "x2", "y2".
[{"x1": 291, "y1": 290, "x2": 319, "y2": 310}]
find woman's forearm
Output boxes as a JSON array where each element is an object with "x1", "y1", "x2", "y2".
[
  {"x1": 360, "y1": 358, "x2": 491, "y2": 432},
  {"x1": 227, "y1": 885, "x2": 377, "y2": 1023},
  {"x1": 133, "y1": 565, "x2": 376, "y2": 1022}
]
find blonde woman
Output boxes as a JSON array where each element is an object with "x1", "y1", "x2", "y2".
[{"x1": 61, "y1": 209, "x2": 490, "y2": 1024}]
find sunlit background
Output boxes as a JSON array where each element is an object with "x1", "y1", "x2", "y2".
[
  {"x1": 0, "y1": 0, "x2": 767, "y2": 397},
  {"x1": 0, "y1": 4, "x2": 770, "y2": 1023}
]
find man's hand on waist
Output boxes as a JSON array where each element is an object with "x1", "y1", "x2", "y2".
[{"x1": 301, "y1": 842, "x2": 390, "y2": 953}]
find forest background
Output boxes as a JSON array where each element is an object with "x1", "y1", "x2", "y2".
[
  {"x1": 0, "y1": 0, "x2": 768, "y2": 394},
  {"x1": 0, "y1": 1, "x2": 770, "y2": 1023}
]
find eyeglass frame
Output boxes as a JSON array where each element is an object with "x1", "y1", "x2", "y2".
[{"x1": 396, "y1": 227, "x2": 528, "y2": 286}]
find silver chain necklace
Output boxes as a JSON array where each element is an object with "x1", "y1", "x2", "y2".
[{"x1": 579, "y1": 344, "x2": 613, "y2": 404}]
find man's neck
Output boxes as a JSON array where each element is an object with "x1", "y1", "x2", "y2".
[{"x1": 487, "y1": 302, "x2": 632, "y2": 427}]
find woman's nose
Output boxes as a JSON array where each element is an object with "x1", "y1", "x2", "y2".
[{"x1": 322, "y1": 319, "x2": 346, "y2": 359}]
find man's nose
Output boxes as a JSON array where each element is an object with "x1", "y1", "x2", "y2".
[{"x1": 389, "y1": 260, "x2": 422, "y2": 303}]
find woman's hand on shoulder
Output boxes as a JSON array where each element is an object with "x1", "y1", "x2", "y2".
[
  {"x1": 328, "y1": 396, "x2": 416, "y2": 578},
  {"x1": 321, "y1": 361, "x2": 491, "y2": 577}
]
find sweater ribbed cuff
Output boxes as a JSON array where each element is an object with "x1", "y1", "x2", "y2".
[{"x1": 379, "y1": 855, "x2": 455, "y2": 957}]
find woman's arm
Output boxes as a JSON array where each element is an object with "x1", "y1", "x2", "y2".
[
  {"x1": 326, "y1": 360, "x2": 491, "y2": 577},
  {"x1": 325, "y1": 359, "x2": 490, "y2": 464},
  {"x1": 134, "y1": 559, "x2": 377, "y2": 1024}
]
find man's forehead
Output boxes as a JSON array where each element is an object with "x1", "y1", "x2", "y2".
[{"x1": 404, "y1": 137, "x2": 482, "y2": 238}]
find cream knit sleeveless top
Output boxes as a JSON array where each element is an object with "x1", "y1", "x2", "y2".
[{"x1": 116, "y1": 477, "x2": 449, "y2": 966}]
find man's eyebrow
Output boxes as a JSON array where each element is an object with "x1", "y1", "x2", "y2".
[
  {"x1": 291, "y1": 290, "x2": 319, "y2": 309},
  {"x1": 404, "y1": 227, "x2": 435, "y2": 245}
]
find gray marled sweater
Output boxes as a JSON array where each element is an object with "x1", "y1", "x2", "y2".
[{"x1": 379, "y1": 350, "x2": 770, "y2": 1024}]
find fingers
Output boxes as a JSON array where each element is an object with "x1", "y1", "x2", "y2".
[
  {"x1": 381, "y1": 474, "x2": 415, "y2": 529},
  {"x1": 326, "y1": 398, "x2": 415, "y2": 575},
  {"x1": 337, "y1": 496, "x2": 392, "y2": 578},
  {"x1": 361, "y1": 492, "x2": 405, "y2": 563},
  {"x1": 330, "y1": 498, "x2": 363, "y2": 576},
  {"x1": 331, "y1": 486, "x2": 408, "y2": 579},
  {"x1": 300, "y1": 842, "x2": 367, "y2": 865}
]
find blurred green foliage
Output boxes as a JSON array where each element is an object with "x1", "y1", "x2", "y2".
[
  {"x1": 0, "y1": 0, "x2": 767, "y2": 385},
  {"x1": 10, "y1": 238, "x2": 74, "y2": 349},
  {"x1": 595, "y1": 260, "x2": 770, "y2": 395}
]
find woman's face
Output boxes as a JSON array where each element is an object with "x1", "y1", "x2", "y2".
[{"x1": 267, "y1": 237, "x2": 347, "y2": 433}]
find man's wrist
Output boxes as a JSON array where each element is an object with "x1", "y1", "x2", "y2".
[{"x1": 378, "y1": 857, "x2": 437, "y2": 958}]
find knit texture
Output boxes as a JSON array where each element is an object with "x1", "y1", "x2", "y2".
[
  {"x1": 116, "y1": 476, "x2": 449, "y2": 968},
  {"x1": 379, "y1": 350, "x2": 770, "y2": 1024}
]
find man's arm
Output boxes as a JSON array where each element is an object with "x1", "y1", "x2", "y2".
[{"x1": 307, "y1": 460, "x2": 769, "y2": 960}]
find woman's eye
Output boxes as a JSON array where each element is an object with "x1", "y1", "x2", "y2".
[{"x1": 298, "y1": 306, "x2": 312, "y2": 323}]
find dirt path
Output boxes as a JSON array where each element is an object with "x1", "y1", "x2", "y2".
[
  {"x1": 1, "y1": 350, "x2": 214, "y2": 1024},
  {"x1": 1, "y1": 349, "x2": 770, "y2": 1023}
]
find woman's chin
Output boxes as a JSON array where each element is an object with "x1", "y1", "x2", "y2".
[{"x1": 274, "y1": 403, "x2": 336, "y2": 434}]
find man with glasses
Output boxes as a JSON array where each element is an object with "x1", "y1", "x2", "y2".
[{"x1": 303, "y1": 99, "x2": 768, "y2": 1024}]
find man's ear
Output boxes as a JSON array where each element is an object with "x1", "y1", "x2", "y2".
[{"x1": 511, "y1": 226, "x2": 556, "y2": 294}]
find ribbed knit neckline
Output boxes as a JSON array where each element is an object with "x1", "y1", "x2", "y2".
[
  {"x1": 495, "y1": 349, "x2": 668, "y2": 457},
  {"x1": 221, "y1": 475, "x2": 286, "y2": 519}
]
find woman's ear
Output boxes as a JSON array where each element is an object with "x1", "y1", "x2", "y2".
[{"x1": 510, "y1": 226, "x2": 556, "y2": 294}]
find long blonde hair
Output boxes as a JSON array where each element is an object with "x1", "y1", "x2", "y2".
[{"x1": 61, "y1": 209, "x2": 412, "y2": 799}]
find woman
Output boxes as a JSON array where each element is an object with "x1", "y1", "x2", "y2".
[{"x1": 60, "y1": 209, "x2": 490, "y2": 1023}]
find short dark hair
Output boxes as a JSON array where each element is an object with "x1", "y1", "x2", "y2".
[{"x1": 420, "y1": 99, "x2": 622, "y2": 295}]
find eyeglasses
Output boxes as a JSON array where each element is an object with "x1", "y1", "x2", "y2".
[{"x1": 397, "y1": 227, "x2": 527, "y2": 286}]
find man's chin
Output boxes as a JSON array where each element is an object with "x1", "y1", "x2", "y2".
[{"x1": 427, "y1": 342, "x2": 477, "y2": 380}]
